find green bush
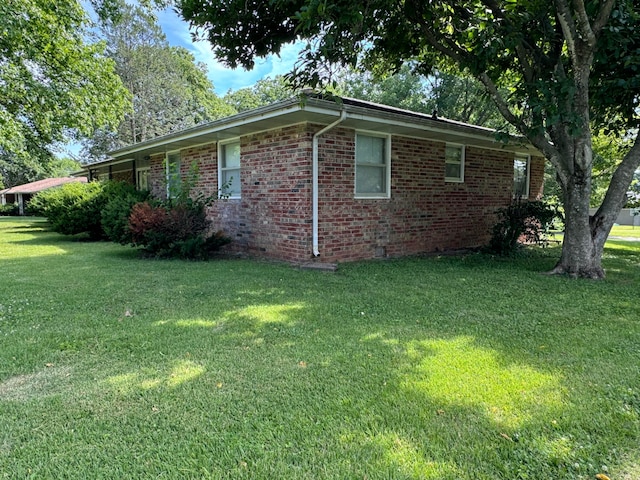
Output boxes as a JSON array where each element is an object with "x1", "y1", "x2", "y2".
[
  {"x1": 29, "y1": 180, "x2": 147, "y2": 240},
  {"x1": 0, "y1": 203, "x2": 19, "y2": 216},
  {"x1": 29, "y1": 182, "x2": 105, "y2": 239},
  {"x1": 487, "y1": 198, "x2": 559, "y2": 256},
  {"x1": 101, "y1": 185, "x2": 149, "y2": 244},
  {"x1": 128, "y1": 200, "x2": 230, "y2": 259}
]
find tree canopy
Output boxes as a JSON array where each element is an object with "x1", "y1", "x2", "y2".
[
  {"x1": 0, "y1": 0, "x2": 130, "y2": 186},
  {"x1": 223, "y1": 76, "x2": 293, "y2": 113},
  {"x1": 0, "y1": 155, "x2": 81, "y2": 190},
  {"x1": 83, "y1": 2, "x2": 234, "y2": 161},
  {"x1": 179, "y1": 0, "x2": 640, "y2": 278},
  {"x1": 334, "y1": 65, "x2": 506, "y2": 130}
]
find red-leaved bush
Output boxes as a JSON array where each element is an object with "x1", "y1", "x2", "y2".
[{"x1": 128, "y1": 201, "x2": 230, "y2": 259}]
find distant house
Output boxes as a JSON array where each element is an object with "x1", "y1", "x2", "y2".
[
  {"x1": 82, "y1": 94, "x2": 544, "y2": 264},
  {"x1": 0, "y1": 177, "x2": 88, "y2": 215}
]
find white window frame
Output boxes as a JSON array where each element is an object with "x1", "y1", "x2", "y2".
[
  {"x1": 513, "y1": 153, "x2": 531, "y2": 198},
  {"x1": 165, "y1": 151, "x2": 181, "y2": 199},
  {"x1": 445, "y1": 143, "x2": 465, "y2": 183},
  {"x1": 218, "y1": 138, "x2": 241, "y2": 199},
  {"x1": 136, "y1": 166, "x2": 150, "y2": 191},
  {"x1": 354, "y1": 131, "x2": 392, "y2": 199}
]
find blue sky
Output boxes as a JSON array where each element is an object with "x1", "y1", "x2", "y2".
[
  {"x1": 156, "y1": 7, "x2": 302, "y2": 93},
  {"x1": 64, "y1": 5, "x2": 301, "y2": 158}
]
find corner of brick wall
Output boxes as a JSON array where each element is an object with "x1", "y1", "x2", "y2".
[
  {"x1": 147, "y1": 125, "x2": 545, "y2": 264},
  {"x1": 314, "y1": 130, "x2": 516, "y2": 262}
]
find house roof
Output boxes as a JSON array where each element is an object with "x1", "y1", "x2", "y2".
[
  {"x1": 85, "y1": 94, "x2": 538, "y2": 169},
  {"x1": 2, "y1": 177, "x2": 87, "y2": 195}
]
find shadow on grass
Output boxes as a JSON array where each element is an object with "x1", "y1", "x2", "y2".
[
  {"x1": 40, "y1": 289, "x2": 633, "y2": 477},
  {"x1": 1, "y1": 227, "x2": 639, "y2": 478},
  {"x1": 76, "y1": 307, "x2": 631, "y2": 478}
]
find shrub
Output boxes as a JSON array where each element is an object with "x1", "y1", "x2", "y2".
[
  {"x1": 29, "y1": 182, "x2": 105, "y2": 239},
  {"x1": 128, "y1": 200, "x2": 230, "y2": 259},
  {"x1": 101, "y1": 185, "x2": 149, "y2": 244},
  {"x1": 487, "y1": 198, "x2": 559, "y2": 256},
  {"x1": 29, "y1": 180, "x2": 148, "y2": 240},
  {"x1": 0, "y1": 203, "x2": 19, "y2": 216}
]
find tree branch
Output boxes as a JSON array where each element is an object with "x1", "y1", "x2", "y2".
[
  {"x1": 596, "y1": 134, "x2": 640, "y2": 221},
  {"x1": 592, "y1": 0, "x2": 616, "y2": 37},
  {"x1": 476, "y1": 72, "x2": 558, "y2": 163},
  {"x1": 554, "y1": 0, "x2": 579, "y2": 62},
  {"x1": 571, "y1": 0, "x2": 596, "y2": 47},
  {"x1": 481, "y1": 0, "x2": 535, "y2": 83},
  {"x1": 406, "y1": 0, "x2": 470, "y2": 65},
  {"x1": 476, "y1": 73, "x2": 523, "y2": 130}
]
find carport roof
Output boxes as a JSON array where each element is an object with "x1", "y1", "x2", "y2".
[{"x1": 2, "y1": 177, "x2": 87, "y2": 195}]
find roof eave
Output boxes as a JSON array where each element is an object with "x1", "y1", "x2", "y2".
[
  {"x1": 106, "y1": 97, "x2": 306, "y2": 160},
  {"x1": 89, "y1": 94, "x2": 538, "y2": 168}
]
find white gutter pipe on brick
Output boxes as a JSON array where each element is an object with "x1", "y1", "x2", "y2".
[{"x1": 312, "y1": 109, "x2": 347, "y2": 257}]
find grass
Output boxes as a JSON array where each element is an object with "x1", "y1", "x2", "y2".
[
  {"x1": 1, "y1": 217, "x2": 639, "y2": 479},
  {"x1": 610, "y1": 224, "x2": 640, "y2": 238}
]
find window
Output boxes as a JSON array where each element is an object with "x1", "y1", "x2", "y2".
[
  {"x1": 166, "y1": 152, "x2": 181, "y2": 198},
  {"x1": 219, "y1": 140, "x2": 241, "y2": 197},
  {"x1": 355, "y1": 133, "x2": 391, "y2": 198},
  {"x1": 445, "y1": 144, "x2": 465, "y2": 182},
  {"x1": 513, "y1": 154, "x2": 530, "y2": 198},
  {"x1": 137, "y1": 167, "x2": 150, "y2": 191}
]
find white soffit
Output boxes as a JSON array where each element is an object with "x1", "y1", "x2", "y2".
[{"x1": 97, "y1": 95, "x2": 536, "y2": 167}]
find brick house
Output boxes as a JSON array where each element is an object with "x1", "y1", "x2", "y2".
[
  {"x1": 83, "y1": 94, "x2": 544, "y2": 264},
  {"x1": 1, "y1": 177, "x2": 88, "y2": 215}
]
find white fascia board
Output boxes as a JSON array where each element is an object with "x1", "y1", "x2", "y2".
[
  {"x1": 108, "y1": 100, "x2": 307, "y2": 160},
  {"x1": 342, "y1": 109, "x2": 535, "y2": 154},
  {"x1": 84, "y1": 157, "x2": 136, "y2": 170}
]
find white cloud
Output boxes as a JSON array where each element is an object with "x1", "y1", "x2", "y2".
[{"x1": 157, "y1": 8, "x2": 303, "y2": 93}]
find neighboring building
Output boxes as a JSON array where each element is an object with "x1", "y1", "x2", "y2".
[
  {"x1": 589, "y1": 208, "x2": 640, "y2": 227},
  {"x1": 0, "y1": 177, "x2": 88, "y2": 215},
  {"x1": 82, "y1": 94, "x2": 544, "y2": 264}
]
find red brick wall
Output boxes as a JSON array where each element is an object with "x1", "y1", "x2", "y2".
[
  {"x1": 529, "y1": 156, "x2": 545, "y2": 199},
  {"x1": 111, "y1": 170, "x2": 134, "y2": 184},
  {"x1": 209, "y1": 124, "x2": 315, "y2": 260},
  {"x1": 314, "y1": 130, "x2": 520, "y2": 262},
  {"x1": 149, "y1": 154, "x2": 166, "y2": 198},
  {"x1": 146, "y1": 124, "x2": 546, "y2": 264}
]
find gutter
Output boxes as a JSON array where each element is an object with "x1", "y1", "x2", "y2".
[
  {"x1": 106, "y1": 98, "x2": 304, "y2": 160},
  {"x1": 312, "y1": 110, "x2": 347, "y2": 257}
]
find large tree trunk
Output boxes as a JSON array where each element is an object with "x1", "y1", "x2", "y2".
[
  {"x1": 549, "y1": 135, "x2": 640, "y2": 279},
  {"x1": 550, "y1": 175, "x2": 607, "y2": 278}
]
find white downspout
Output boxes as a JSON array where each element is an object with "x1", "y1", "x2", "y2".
[
  {"x1": 165, "y1": 153, "x2": 170, "y2": 199},
  {"x1": 312, "y1": 110, "x2": 347, "y2": 257}
]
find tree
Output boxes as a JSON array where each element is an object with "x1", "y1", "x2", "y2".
[
  {"x1": 46, "y1": 158, "x2": 83, "y2": 178},
  {"x1": 589, "y1": 134, "x2": 633, "y2": 207},
  {"x1": 334, "y1": 65, "x2": 506, "y2": 129},
  {"x1": 223, "y1": 76, "x2": 294, "y2": 112},
  {"x1": 0, "y1": 153, "x2": 82, "y2": 189},
  {"x1": 0, "y1": 153, "x2": 48, "y2": 189},
  {"x1": 335, "y1": 65, "x2": 430, "y2": 113},
  {"x1": 0, "y1": 0, "x2": 130, "y2": 179},
  {"x1": 178, "y1": 0, "x2": 640, "y2": 278},
  {"x1": 83, "y1": 3, "x2": 234, "y2": 161}
]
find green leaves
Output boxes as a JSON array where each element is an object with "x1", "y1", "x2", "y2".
[
  {"x1": 83, "y1": 3, "x2": 233, "y2": 161},
  {"x1": 223, "y1": 76, "x2": 294, "y2": 112},
  {"x1": 0, "y1": 0, "x2": 130, "y2": 169}
]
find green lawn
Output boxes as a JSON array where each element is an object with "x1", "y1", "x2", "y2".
[
  {"x1": 610, "y1": 224, "x2": 640, "y2": 238},
  {"x1": 1, "y1": 217, "x2": 639, "y2": 479}
]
